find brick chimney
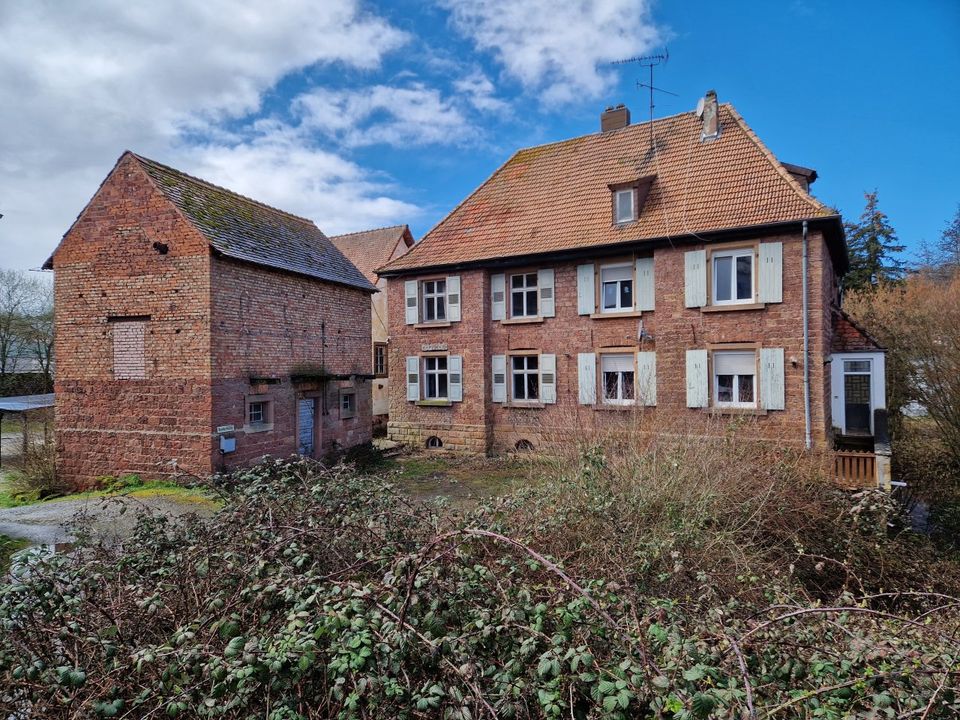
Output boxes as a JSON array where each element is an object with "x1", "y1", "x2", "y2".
[
  {"x1": 698, "y1": 90, "x2": 720, "y2": 142},
  {"x1": 601, "y1": 104, "x2": 630, "y2": 133}
]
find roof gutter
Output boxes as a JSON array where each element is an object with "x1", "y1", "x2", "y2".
[{"x1": 377, "y1": 215, "x2": 847, "y2": 279}]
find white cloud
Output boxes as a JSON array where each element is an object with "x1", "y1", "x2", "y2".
[
  {"x1": 453, "y1": 70, "x2": 510, "y2": 114},
  {"x1": 294, "y1": 84, "x2": 475, "y2": 147},
  {"x1": 440, "y1": 0, "x2": 661, "y2": 104},
  {"x1": 0, "y1": 0, "x2": 410, "y2": 269}
]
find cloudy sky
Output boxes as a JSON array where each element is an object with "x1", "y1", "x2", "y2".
[{"x1": 1, "y1": 0, "x2": 958, "y2": 271}]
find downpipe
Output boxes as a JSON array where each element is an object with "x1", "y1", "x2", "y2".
[{"x1": 802, "y1": 220, "x2": 812, "y2": 450}]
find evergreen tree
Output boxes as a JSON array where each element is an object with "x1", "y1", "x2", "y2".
[
  {"x1": 842, "y1": 190, "x2": 906, "y2": 291},
  {"x1": 938, "y1": 203, "x2": 960, "y2": 267}
]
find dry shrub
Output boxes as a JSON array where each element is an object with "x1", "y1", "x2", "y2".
[{"x1": 5, "y1": 439, "x2": 68, "y2": 500}]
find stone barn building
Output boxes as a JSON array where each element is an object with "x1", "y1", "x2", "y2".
[{"x1": 45, "y1": 151, "x2": 376, "y2": 488}]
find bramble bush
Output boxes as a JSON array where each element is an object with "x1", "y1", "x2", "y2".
[{"x1": 1, "y1": 444, "x2": 959, "y2": 719}]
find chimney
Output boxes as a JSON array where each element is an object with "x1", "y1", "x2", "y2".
[
  {"x1": 601, "y1": 104, "x2": 630, "y2": 133},
  {"x1": 698, "y1": 90, "x2": 720, "y2": 142}
]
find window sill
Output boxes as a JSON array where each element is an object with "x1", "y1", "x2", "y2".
[
  {"x1": 589, "y1": 311, "x2": 643, "y2": 320},
  {"x1": 701, "y1": 303, "x2": 765, "y2": 313},
  {"x1": 414, "y1": 321, "x2": 452, "y2": 329},
  {"x1": 501, "y1": 316, "x2": 545, "y2": 325},
  {"x1": 504, "y1": 401, "x2": 545, "y2": 409},
  {"x1": 415, "y1": 399, "x2": 452, "y2": 407},
  {"x1": 707, "y1": 407, "x2": 767, "y2": 416},
  {"x1": 340, "y1": 414, "x2": 356, "y2": 421},
  {"x1": 244, "y1": 423, "x2": 274, "y2": 434}
]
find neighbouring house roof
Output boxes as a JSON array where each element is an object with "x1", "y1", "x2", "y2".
[
  {"x1": 379, "y1": 103, "x2": 843, "y2": 276},
  {"x1": 45, "y1": 152, "x2": 376, "y2": 293},
  {"x1": 832, "y1": 309, "x2": 885, "y2": 352},
  {"x1": 329, "y1": 225, "x2": 414, "y2": 284},
  {"x1": 0, "y1": 393, "x2": 55, "y2": 413}
]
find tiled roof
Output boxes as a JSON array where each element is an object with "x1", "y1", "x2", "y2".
[
  {"x1": 329, "y1": 225, "x2": 413, "y2": 284},
  {"x1": 132, "y1": 153, "x2": 376, "y2": 292},
  {"x1": 832, "y1": 309, "x2": 884, "y2": 352},
  {"x1": 380, "y1": 104, "x2": 836, "y2": 274}
]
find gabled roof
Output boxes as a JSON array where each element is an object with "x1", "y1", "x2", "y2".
[
  {"x1": 329, "y1": 224, "x2": 414, "y2": 284},
  {"x1": 46, "y1": 152, "x2": 376, "y2": 293},
  {"x1": 379, "y1": 103, "x2": 842, "y2": 275},
  {"x1": 832, "y1": 309, "x2": 885, "y2": 352}
]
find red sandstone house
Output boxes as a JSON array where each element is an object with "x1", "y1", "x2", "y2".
[
  {"x1": 378, "y1": 92, "x2": 890, "y2": 486},
  {"x1": 330, "y1": 225, "x2": 415, "y2": 428},
  {"x1": 44, "y1": 152, "x2": 376, "y2": 487}
]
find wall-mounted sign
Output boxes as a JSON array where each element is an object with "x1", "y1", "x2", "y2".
[
  {"x1": 421, "y1": 342, "x2": 448, "y2": 352},
  {"x1": 216, "y1": 424, "x2": 235, "y2": 434}
]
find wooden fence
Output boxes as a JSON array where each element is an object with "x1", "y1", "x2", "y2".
[{"x1": 833, "y1": 450, "x2": 877, "y2": 486}]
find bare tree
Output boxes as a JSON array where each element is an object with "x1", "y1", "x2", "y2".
[{"x1": 0, "y1": 268, "x2": 52, "y2": 388}]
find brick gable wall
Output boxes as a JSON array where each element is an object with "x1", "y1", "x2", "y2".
[
  {"x1": 52, "y1": 154, "x2": 214, "y2": 487},
  {"x1": 387, "y1": 229, "x2": 836, "y2": 453}
]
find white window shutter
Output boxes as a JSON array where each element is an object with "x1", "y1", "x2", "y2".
[
  {"x1": 636, "y1": 351, "x2": 657, "y2": 406},
  {"x1": 685, "y1": 349, "x2": 708, "y2": 407},
  {"x1": 540, "y1": 353, "x2": 556, "y2": 404},
  {"x1": 491, "y1": 355, "x2": 506, "y2": 403},
  {"x1": 446, "y1": 276, "x2": 461, "y2": 322},
  {"x1": 684, "y1": 250, "x2": 707, "y2": 308},
  {"x1": 760, "y1": 347, "x2": 785, "y2": 410},
  {"x1": 577, "y1": 264, "x2": 595, "y2": 315},
  {"x1": 635, "y1": 256, "x2": 655, "y2": 312},
  {"x1": 577, "y1": 352, "x2": 597, "y2": 405},
  {"x1": 758, "y1": 242, "x2": 783, "y2": 304},
  {"x1": 406, "y1": 356, "x2": 420, "y2": 401},
  {"x1": 538, "y1": 268, "x2": 555, "y2": 317},
  {"x1": 448, "y1": 355, "x2": 463, "y2": 402},
  {"x1": 404, "y1": 280, "x2": 418, "y2": 325},
  {"x1": 491, "y1": 273, "x2": 506, "y2": 321}
]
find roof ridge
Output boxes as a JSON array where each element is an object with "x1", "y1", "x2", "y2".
[
  {"x1": 129, "y1": 152, "x2": 318, "y2": 227},
  {"x1": 329, "y1": 224, "x2": 408, "y2": 238},
  {"x1": 723, "y1": 106, "x2": 829, "y2": 216}
]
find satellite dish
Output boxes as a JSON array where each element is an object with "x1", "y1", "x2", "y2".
[{"x1": 696, "y1": 96, "x2": 705, "y2": 117}]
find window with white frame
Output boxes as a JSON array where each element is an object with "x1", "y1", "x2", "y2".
[
  {"x1": 614, "y1": 189, "x2": 635, "y2": 224},
  {"x1": 339, "y1": 390, "x2": 356, "y2": 419},
  {"x1": 248, "y1": 401, "x2": 267, "y2": 424},
  {"x1": 424, "y1": 356, "x2": 449, "y2": 399},
  {"x1": 510, "y1": 273, "x2": 538, "y2": 318},
  {"x1": 246, "y1": 395, "x2": 274, "y2": 431},
  {"x1": 713, "y1": 351, "x2": 756, "y2": 408},
  {"x1": 422, "y1": 279, "x2": 447, "y2": 322},
  {"x1": 600, "y1": 263, "x2": 634, "y2": 312},
  {"x1": 511, "y1": 355, "x2": 539, "y2": 402},
  {"x1": 601, "y1": 354, "x2": 636, "y2": 405},
  {"x1": 712, "y1": 248, "x2": 754, "y2": 305}
]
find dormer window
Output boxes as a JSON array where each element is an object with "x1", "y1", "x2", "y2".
[{"x1": 614, "y1": 189, "x2": 635, "y2": 224}]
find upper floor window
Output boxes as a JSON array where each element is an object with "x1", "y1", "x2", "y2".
[
  {"x1": 422, "y1": 279, "x2": 446, "y2": 322},
  {"x1": 614, "y1": 189, "x2": 635, "y2": 224},
  {"x1": 424, "y1": 356, "x2": 449, "y2": 400},
  {"x1": 511, "y1": 273, "x2": 538, "y2": 318},
  {"x1": 600, "y1": 263, "x2": 634, "y2": 313},
  {"x1": 712, "y1": 248, "x2": 754, "y2": 305},
  {"x1": 713, "y1": 350, "x2": 756, "y2": 408},
  {"x1": 601, "y1": 353, "x2": 635, "y2": 405},
  {"x1": 512, "y1": 355, "x2": 540, "y2": 402},
  {"x1": 373, "y1": 343, "x2": 388, "y2": 377}
]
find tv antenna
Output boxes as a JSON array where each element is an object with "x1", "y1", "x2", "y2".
[{"x1": 611, "y1": 50, "x2": 676, "y2": 145}]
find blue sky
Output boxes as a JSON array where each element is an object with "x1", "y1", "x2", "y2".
[{"x1": 2, "y1": 0, "x2": 957, "y2": 270}]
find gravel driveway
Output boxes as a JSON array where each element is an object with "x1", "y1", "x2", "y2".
[{"x1": 0, "y1": 493, "x2": 217, "y2": 546}]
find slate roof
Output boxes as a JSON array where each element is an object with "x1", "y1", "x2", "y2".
[
  {"x1": 329, "y1": 225, "x2": 414, "y2": 284},
  {"x1": 380, "y1": 103, "x2": 840, "y2": 275},
  {"x1": 114, "y1": 153, "x2": 374, "y2": 292}
]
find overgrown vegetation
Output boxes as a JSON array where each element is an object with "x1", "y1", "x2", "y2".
[{"x1": 2, "y1": 436, "x2": 959, "y2": 718}]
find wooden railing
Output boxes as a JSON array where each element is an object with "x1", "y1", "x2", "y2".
[{"x1": 833, "y1": 450, "x2": 877, "y2": 486}]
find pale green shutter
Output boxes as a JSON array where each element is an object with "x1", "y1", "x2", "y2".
[
  {"x1": 491, "y1": 274, "x2": 506, "y2": 321},
  {"x1": 446, "y1": 276, "x2": 461, "y2": 322},
  {"x1": 404, "y1": 281, "x2": 418, "y2": 325},
  {"x1": 758, "y1": 242, "x2": 783, "y2": 304},
  {"x1": 406, "y1": 356, "x2": 420, "y2": 401},
  {"x1": 538, "y1": 269, "x2": 555, "y2": 317},
  {"x1": 448, "y1": 355, "x2": 463, "y2": 402},
  {"x1": 540, "y1": 353, "x2": 556, "y2": 404},
  {"x1": 636, "y1": 351, "x2": 657, "y2": 406},
  {"x1": 491, "y1": 355, "x2": 506, "y2": 403},
  {"x1": 686, "y1": 349, "x2": 708, "y2": 407},
  {"x1": 760, "y1": 348, "x2": 785, "y2": 410},
  {"x1": 578, "y1": 352, "x2": 596, "y2": 405},
  {"x1": 577, "y1": 264, "x2": 595, "y2": 315},
  {"x1": 635, "y1": 256, "x2": 655, "y2": 311},
  {"x1": 684, "y1": 250, "x2": 707, "y2": 308}
]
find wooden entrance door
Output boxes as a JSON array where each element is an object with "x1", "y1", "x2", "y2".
[{"x1": 297, "y1": 397, "x2": 317, "y2": 457}]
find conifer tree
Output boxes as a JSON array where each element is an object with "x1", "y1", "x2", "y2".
[
  {"x1": 842, "y1": 190, "x2": 906, "y2": 292},
  {"x1": 938, "y1": 204, "x2": 960, "y2": 268}
]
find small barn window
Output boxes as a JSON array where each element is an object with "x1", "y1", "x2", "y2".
[
  {"x1": 426, "y1": 436, "x2": 443, "y2": 449},
  {"x1": 109, "y1": 316, "x2": 148, "y2": 380},
  {"x1": 340, "y1": 389, "x2": 356, "y2": 419},
  {"x1": 515, "y1": 439, "x2": 535, "y2": 452}
]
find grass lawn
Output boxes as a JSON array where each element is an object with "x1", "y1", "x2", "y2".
[
  {"x1": 376, "y1": 451, "x2": 538, "y2": 504},
  {"x1": 0, "y1": 472, "x2": 218, "y2": 510}
]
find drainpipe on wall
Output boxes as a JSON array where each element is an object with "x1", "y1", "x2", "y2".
[{"x1": 802, "y1": 220, "x2": 812, "y2": 450}]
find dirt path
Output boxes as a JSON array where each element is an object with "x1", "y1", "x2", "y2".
[{"x1": 0, "y1": 492, "x2": 217, "y2": 546}]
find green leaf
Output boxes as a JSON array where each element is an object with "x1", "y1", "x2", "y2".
[{"x1": 691, "y1": 692, "x2": 716, "y2": 718}]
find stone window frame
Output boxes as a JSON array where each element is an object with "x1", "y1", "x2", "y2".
[
  {"x1": 508, "y1": 350, "x2": 541, "y2": 405},
  {"x1": 598, "y1": 260, "x2": 634, "y2": 314},
  {"x1": 421, "y1": 277, "x2": 447, "y2": 324},
  {"x1": 508, "y1": 271, "x2": 539, "y2": 319},
  {"x1": 708, "y1": 343, "x2": 760, "y2": 410},
  {"x1": 704, "y1": 240, "x2": 761, "y2": 309},
  {"x1": 339, "y1": 388, "x2": 357, "y2": 420},
  {"x1": 245, "y1": 394, "x2": 275, "y2": 433},
  {"x1": 600, "y1": 352, "x2": 637, "y2": 406},
  {"x1": 423, "y1": 354, "x2": 450, "y2": 401}
]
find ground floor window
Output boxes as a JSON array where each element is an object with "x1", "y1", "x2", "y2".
[
  {"x1": 601, "y1": 353, "x2": 635, "y2": 405},
  {"x1": 424, "y1": 356, "x2": 449, "y2": 400},
  {"x1": 339, "y1": 389, "x2": 356, "y2": 419},
  {"x1": 245, "y1": 395, "x2": 274, "y2": 432},
  {"x1": 512, "y1": 355, "x2": 539, "y2": 401},
  {"x1": 374, "y1": 343, "x2": 388, "y2": 377},
  {"x1": 713, "y1": 350, "x2": 756, "y2": 408}
]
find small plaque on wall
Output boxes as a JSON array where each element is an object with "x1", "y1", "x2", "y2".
[{"x1": 421, "y1": 342, "x2": 448, "y2": 352}]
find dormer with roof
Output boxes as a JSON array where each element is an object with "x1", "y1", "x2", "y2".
[
  {"x1": 376, "y1": 91, "x2": 885, "y2": 486},
  {"x1": 46, "y1": 151, "x2": 376, "y2": 487}
]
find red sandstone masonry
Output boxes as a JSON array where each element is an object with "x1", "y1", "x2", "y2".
[{"x1": 387, "y1": 230, "x2": 837, "y2": 454}]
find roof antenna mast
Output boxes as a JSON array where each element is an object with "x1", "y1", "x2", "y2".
[{"x1": 611, "y1": 49, "x2": 676, "y2": 147}]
